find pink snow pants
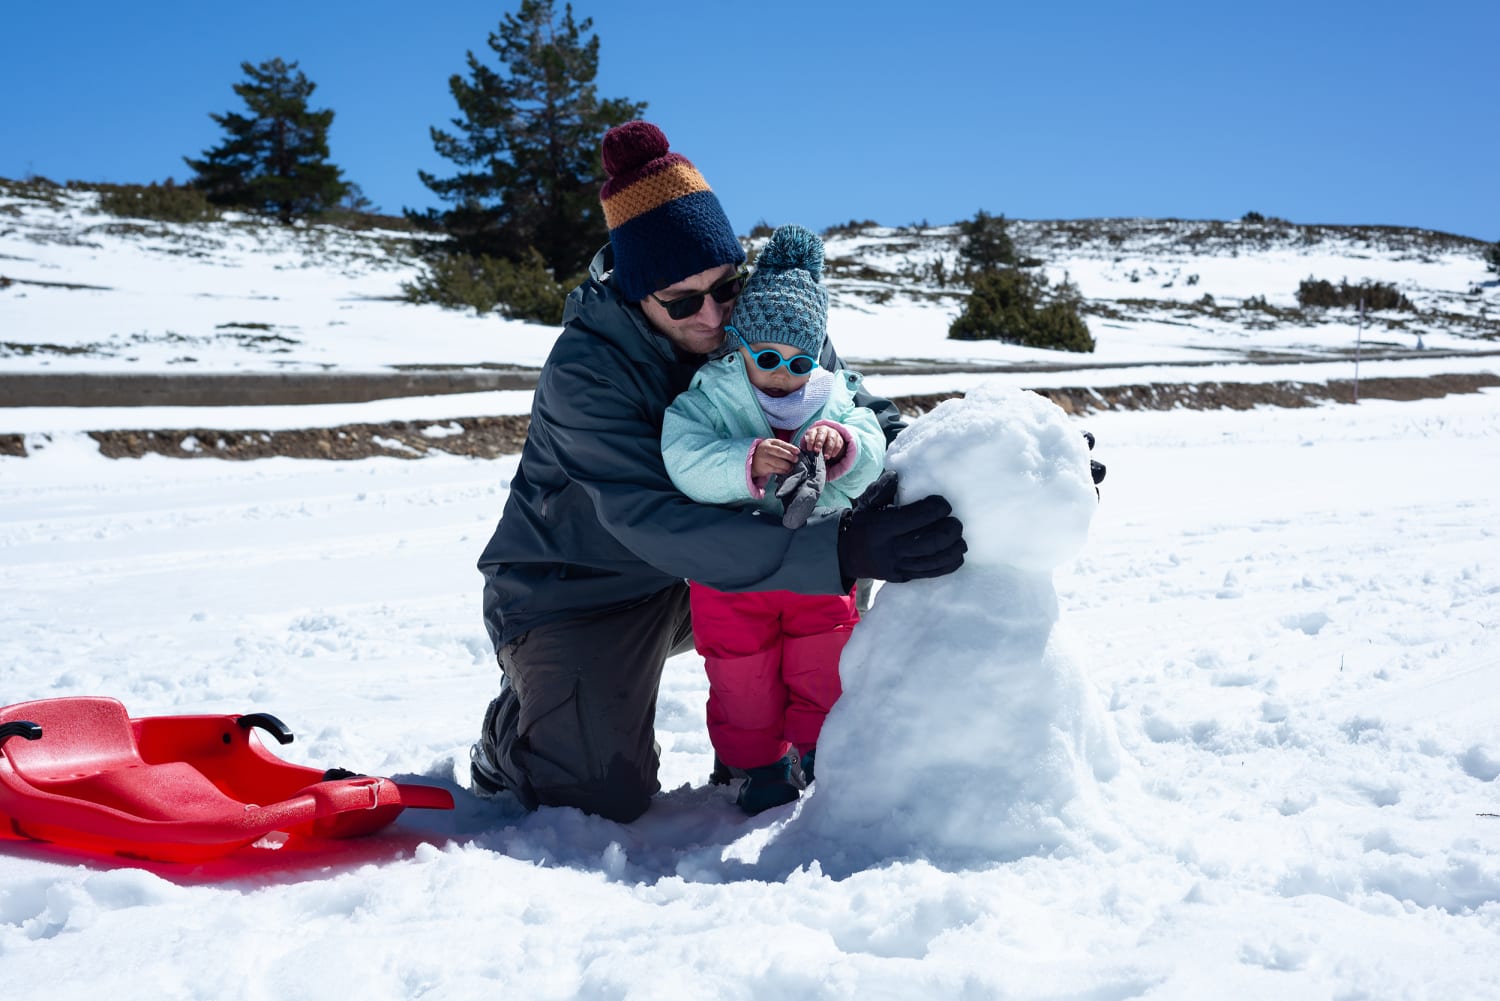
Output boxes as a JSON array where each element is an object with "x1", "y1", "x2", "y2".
[{"x1": 689, "y1": 583, "x2": 859, "y2": 770}]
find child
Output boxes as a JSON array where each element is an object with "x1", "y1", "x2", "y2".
[{"x1": 662, "y1": 224, "x2": 886, "y2": 814}]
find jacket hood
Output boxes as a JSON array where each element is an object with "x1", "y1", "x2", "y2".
[{"x1": 567, "y1": 244, "x2": 682, "y2": 367}]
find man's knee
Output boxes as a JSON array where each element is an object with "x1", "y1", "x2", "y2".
[{"x1": 530, "y1": 754, "x2": 658, "y2": 823}]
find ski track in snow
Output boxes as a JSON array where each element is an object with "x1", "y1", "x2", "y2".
[{"x1": 1, "y1": 395, "x2": 1498, "y2": 998}]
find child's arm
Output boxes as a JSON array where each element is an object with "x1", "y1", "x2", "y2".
[
  {"x1": 662, "y1": 391, "x2": 771, "y2": 504},
  {"x1": 810, "y1": 402, "x2": 887, "y2": 506}
]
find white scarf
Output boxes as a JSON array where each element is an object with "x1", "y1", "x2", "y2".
[{"x1": 753, "y1": 368, "x2": 833, "y2": 431}]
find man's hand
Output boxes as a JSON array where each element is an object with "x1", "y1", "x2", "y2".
[
  {"x1": 837, "y1": 472, "x2": 966, "y2": 583},
  {"x1": 751, "y1": 437, "x2": 800, "y2": 479},
  {"x1": 800, "y1": 425, "x2": 845, "y2": 460}
]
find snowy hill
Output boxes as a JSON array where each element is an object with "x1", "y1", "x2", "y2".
[
  {"x1": 827, "y1": 216, "x2": 1496, "y2": 358},
  {"x1": 4, "y1": 176, "x2": 1496, "y2": 384}
]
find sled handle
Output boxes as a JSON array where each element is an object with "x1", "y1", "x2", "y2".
[
  {"x1": 237, "y1": 712, "x2": 294, "y2": 745},
  {"x1": 0, "y1": 721, "x2": 44, "y2": 749}
]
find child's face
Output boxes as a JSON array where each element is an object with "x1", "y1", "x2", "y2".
[{"x1": 740, "y1": 341, "x2": 814, "y2": 397}]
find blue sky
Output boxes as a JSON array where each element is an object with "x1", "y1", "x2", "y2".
[{"x1": 3, "y1": 1, "x2": 1496, "y2": 240}]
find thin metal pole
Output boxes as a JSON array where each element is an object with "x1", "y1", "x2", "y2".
[{"x1": 1354, "y1": 297, "x2": 1364, "y2": 404}]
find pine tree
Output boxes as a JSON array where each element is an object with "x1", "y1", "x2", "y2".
[
  {"x1": 957, "y1": 209, "x2": 1017, "y2": 275},
  {"x1": 1486, "y1": 241, "x2": 1500, "y2": 274},
  {"x1": 185, "y1": 58, "x2": 350, "y2": 223},
  {"x1": 415, "y1": 0, "x2": 645, "y2": 278}
]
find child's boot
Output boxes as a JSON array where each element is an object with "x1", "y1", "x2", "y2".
[
  {"x1": 799, "y1": 746, "x2": 816, "y2": 785},
  {"x1": 736, "y1": 752, "x2": 806, "y2": 815}
]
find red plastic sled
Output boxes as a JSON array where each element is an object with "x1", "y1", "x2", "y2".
[{"x1": 0, "y1": 697, "x2": 454, "y2": 863}]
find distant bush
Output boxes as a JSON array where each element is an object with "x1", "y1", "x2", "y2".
[
  {"x1": 317, "y1": 183, "x2": 420, "y2": 232},
  {"x1": 1486, "y1": 241, "x2": 1500, "y2": 274},
  {"x1": 95, "y1": 180, "x2": 219, "y2": 223},
  {"x1": 1242, "y1": 211, "x2": 1266, "y2": 224},
  {"x1": 747, "y1": 220, "x2": 774, "y2": 240},
  {"x1": 402, "y1": 247, "x2": 573, "y2": 324},
  {"x1": 822, "y1": 219, "x2": 880, "y2": 239},
  {"x1": 318, "y1": 206, "x2": 421, "y2": 232},
  {"x1": 1235, "y1": 295, "x2": 1302, "y2": 325},
  {"x1": 5, "y1": 176, "x2": 66, "y2": 207},
  {"x1": 949, "y1": 268, "x2": 1094, "y2": 353},
  {"x1": 1296, "y1": 276, "x2": 1412, "y2": 311}
]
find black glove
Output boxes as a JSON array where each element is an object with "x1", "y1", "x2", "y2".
[
  {"x1": 1083, "y1": 430, "x2": 1105, "y2": 498},
  {"x1": 775, "y1": 449, "x2": 826, "y2": 529},
  {"x1": 837, "y1": 471, "x2": 966, "y2": 583}
]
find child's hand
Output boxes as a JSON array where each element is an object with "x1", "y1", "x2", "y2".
[
  {"x1": 800, "y1": 425, "x2": 845, "y2": 460},
  {"x1": 751, "y1": 438, "x2": 800, "y2": 478}
]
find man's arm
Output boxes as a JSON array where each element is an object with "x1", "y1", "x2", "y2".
[
  {"x1": 820, "y1": 337, "x2": 906, "y2": 445},
  {"x1": 537, "y1": 358, "x2": 847, "y2": 595}
]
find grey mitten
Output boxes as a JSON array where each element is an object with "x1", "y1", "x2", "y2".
[{"x1": 775, "y1": 449, "x2": 827, "y2": 529}]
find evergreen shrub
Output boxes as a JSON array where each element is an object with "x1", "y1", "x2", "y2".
[
  {"x1": 1296, "y1": 277, "x2": 1412, "y2": 311},
  {"x1": 957, "y1": 209, "x2": 1016, "y2": 274},
  {"x1": 823, "y1": 219, "x2": 880, "y2": 239},
  {"x1": 949, "y1": 268, "x2": 1094, "y2": 353},
  {"x1": 403, "y1": 248, "x2": 573, "y2": 324},
  {"x1": 95, "y1": 181, "x2": 219, "y2": 223}
]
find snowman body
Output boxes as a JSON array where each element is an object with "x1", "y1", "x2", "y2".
[{"x1": 797, "y1": 386, "x2": 1122, "y2": 866}]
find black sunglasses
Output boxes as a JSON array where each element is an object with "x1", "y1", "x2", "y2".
[
  {"x1": 727, "y1": 325, "x2": 819, "y2": 376},
  {"x1": 650, "y1": 268, "x2": 749, "y2": 321}
]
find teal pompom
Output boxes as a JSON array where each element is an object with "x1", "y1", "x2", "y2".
[{"x1": 756, "y1": 224, "x2": 824, "y2": 282}]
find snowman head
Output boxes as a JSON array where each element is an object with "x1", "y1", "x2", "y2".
[{"x1": 885, "y1": 386, "x2": 1096, "y2": 573}]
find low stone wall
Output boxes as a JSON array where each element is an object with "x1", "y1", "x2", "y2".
[{"x1": 0, "y1": 370, "x2": 537, "y2": 407}]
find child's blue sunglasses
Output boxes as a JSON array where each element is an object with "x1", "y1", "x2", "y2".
[{"x1": 727, "y1": 326, "x2": 819, "y2": 376}]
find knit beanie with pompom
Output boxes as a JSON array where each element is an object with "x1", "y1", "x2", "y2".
[
  {"x1": 726, "y1": 224, "x2": 828, "y2": 359},
  {"x1": 598, "y1": 121, "x2": 745, "y2": 303}
]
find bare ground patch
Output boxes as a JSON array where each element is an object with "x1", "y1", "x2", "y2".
[{"x1": 4, "y1": 373, "x2": 1496, "y2": 460}]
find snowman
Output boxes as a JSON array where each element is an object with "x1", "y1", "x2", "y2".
[{"x1": 789, "y1": 385, "x2": 1123, "y2": 871}]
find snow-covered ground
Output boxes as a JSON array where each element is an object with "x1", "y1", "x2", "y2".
[
  {"x1": 2, "y1": 180, "x2": 1500, "y2": 999},
  {"x1": 3, "y1": 390, "x2": 1498, "y2": 998}
]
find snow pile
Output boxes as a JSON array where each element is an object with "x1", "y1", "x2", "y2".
[{"x1": 794, "y1": 386, "x2": 1122, "y2": 870}]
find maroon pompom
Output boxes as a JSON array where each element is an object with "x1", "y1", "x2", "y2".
[{"x1": 602, "y1": 121, "x2": 669, "y2": 178}]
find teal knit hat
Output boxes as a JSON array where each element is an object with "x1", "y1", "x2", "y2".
[{"x1": 728, "y1": 224, "x2": 828, "y2": 358}]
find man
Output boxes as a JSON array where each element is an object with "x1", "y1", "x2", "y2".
[{"x1": 471, "y1": 121, "x2": 967, "y2": 822}]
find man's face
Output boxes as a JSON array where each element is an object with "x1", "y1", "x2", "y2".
[{"x1": 639, "y1": 263, "x2": 740, "y2": 355}]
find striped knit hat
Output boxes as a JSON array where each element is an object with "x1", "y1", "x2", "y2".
[
  {"x1": 728, "y1": 224, "x2": 828, "y2": 359},
  {"x1": 599, "y1": 121, "x2": 745, "y2": 303}
]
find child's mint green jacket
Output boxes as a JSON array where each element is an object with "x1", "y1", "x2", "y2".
[{"x1": 662, "y1": 350, "x2": 887, "y2": 517}]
